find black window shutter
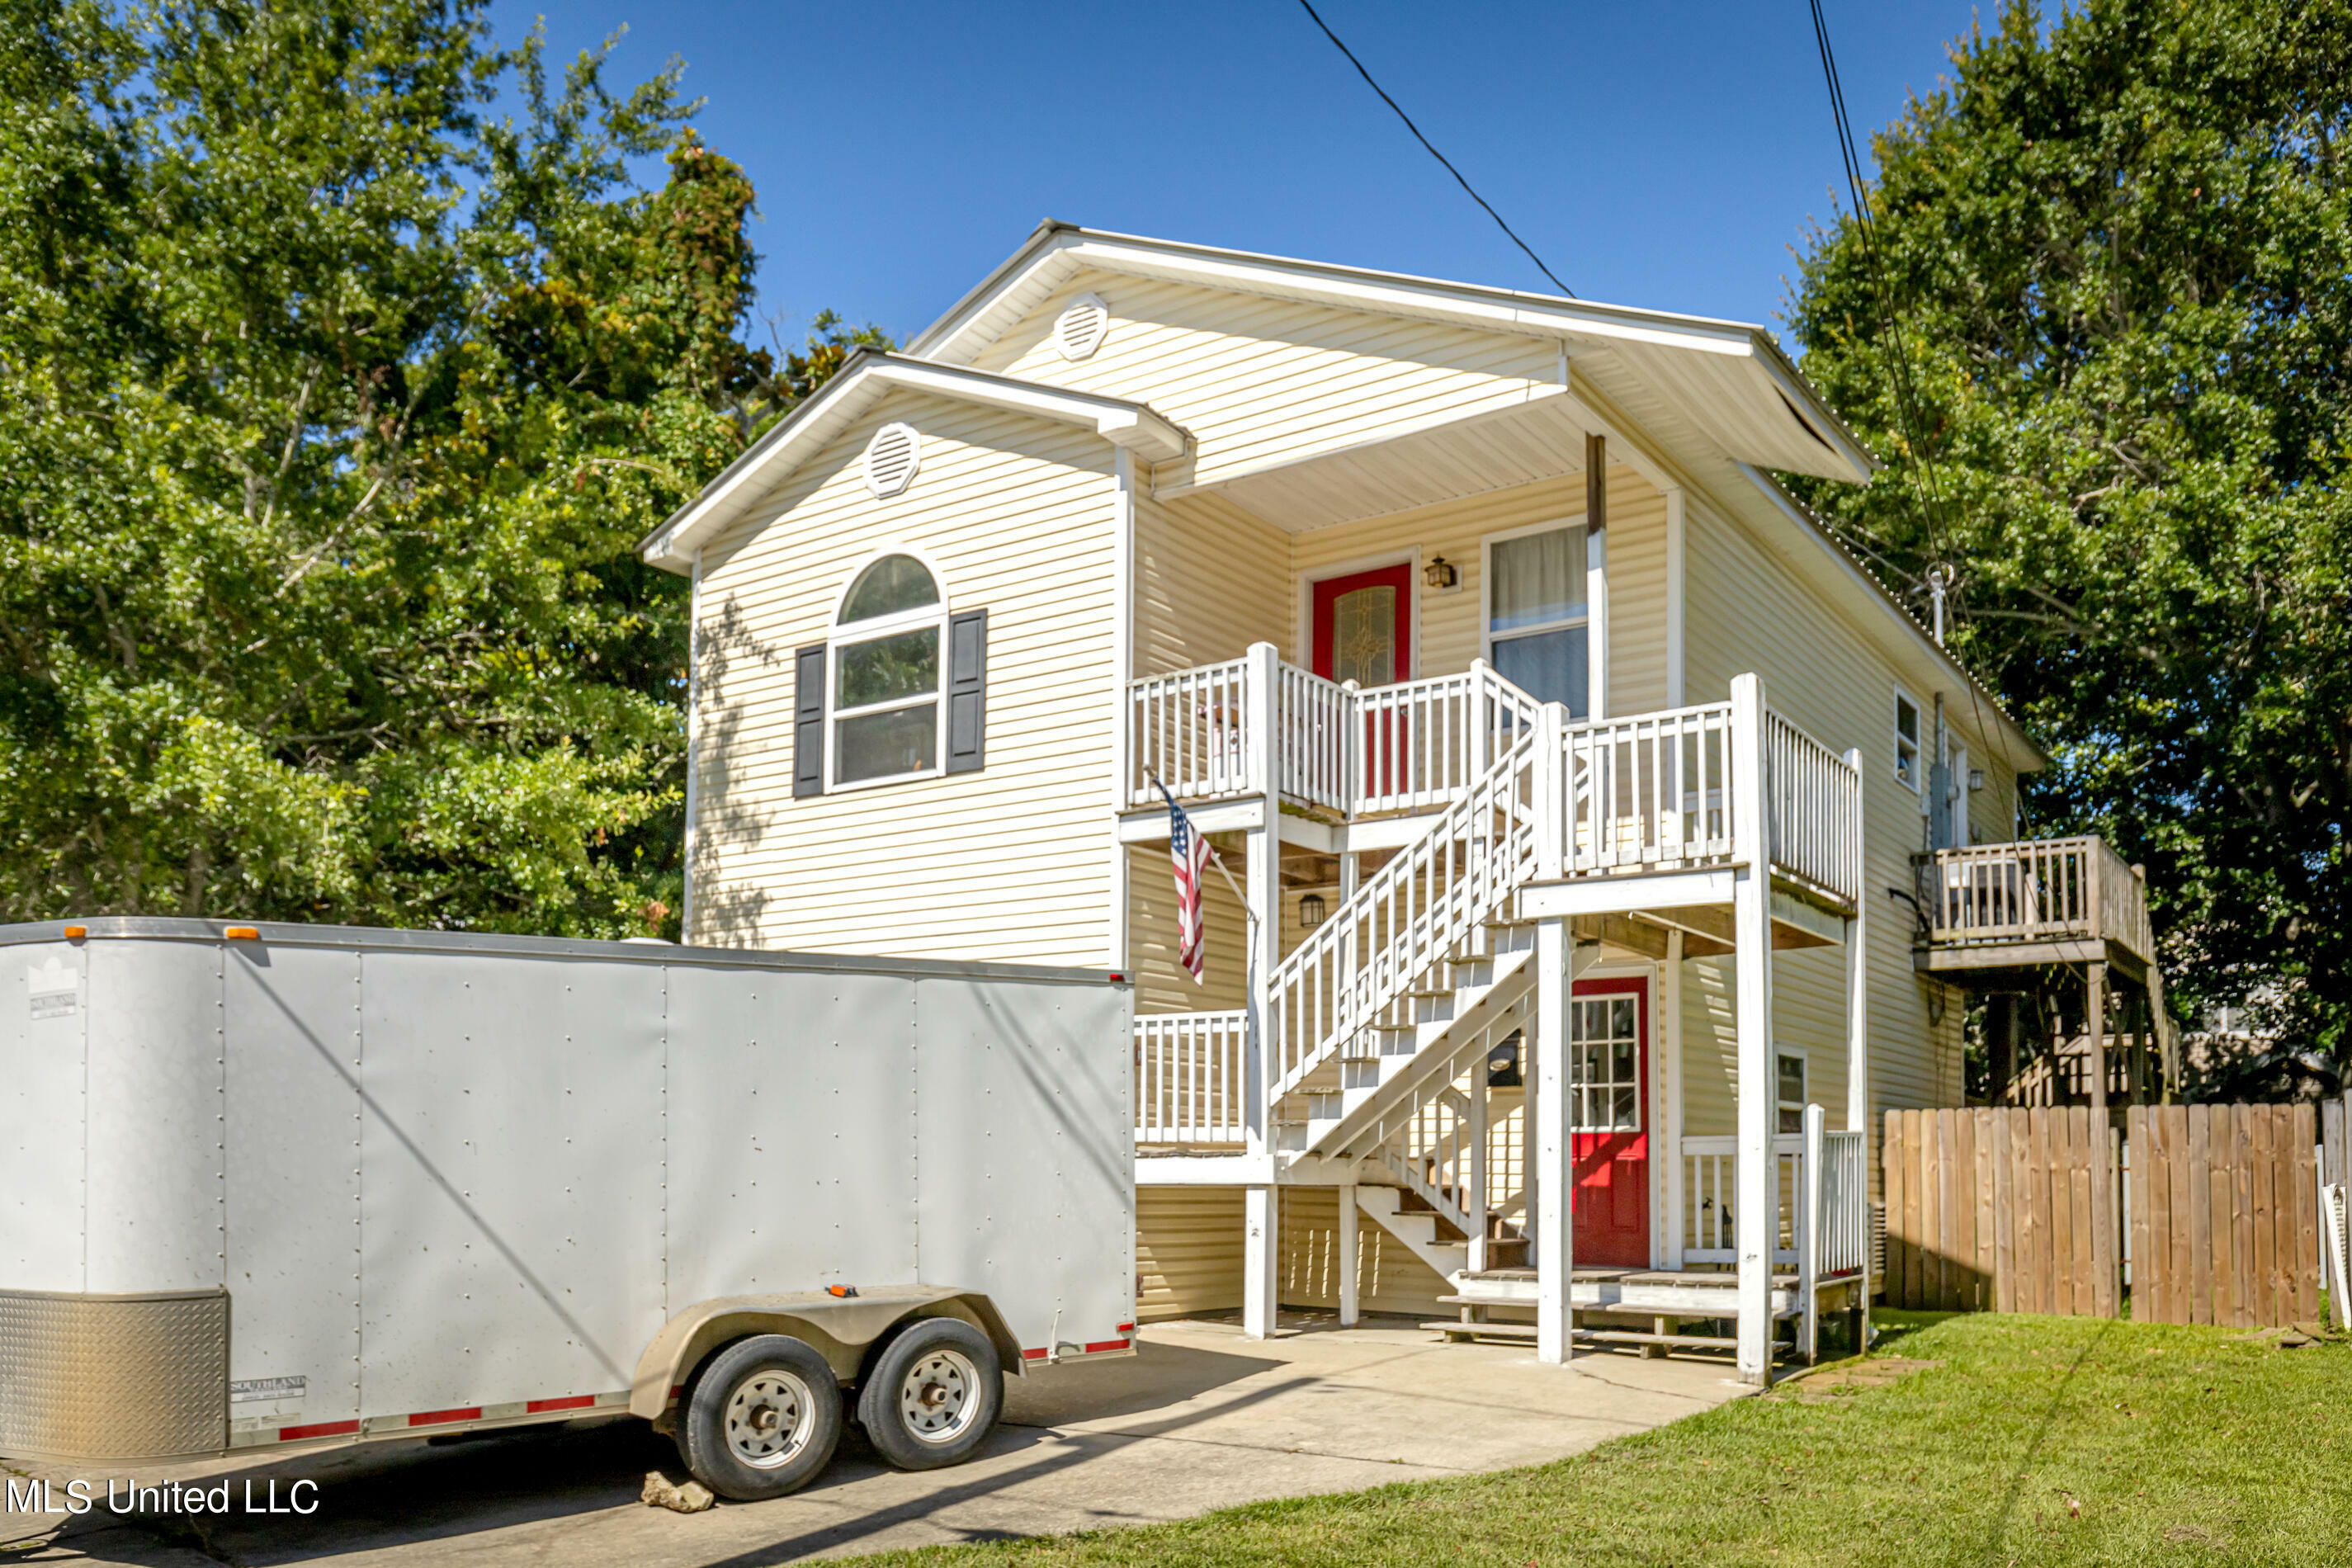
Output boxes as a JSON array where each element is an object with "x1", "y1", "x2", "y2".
[
  {"x1": 945, "y1": 609, "x2": 987, "y2": 774},
  {"x1": 793, "y1": 643, "x2": 827, "y2": 797}
]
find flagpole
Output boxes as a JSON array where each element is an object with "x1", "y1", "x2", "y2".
[{"x1": 1145, "y1": 768, "x2": 1261, "y2": 936}]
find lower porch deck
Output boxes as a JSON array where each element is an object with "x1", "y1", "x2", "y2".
[{"x1": 1426, "y1": 1266, "x2": 1869, "y2": 1358}]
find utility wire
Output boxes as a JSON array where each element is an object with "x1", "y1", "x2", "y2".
[
  {"x1": 1806, "y1": 0, "x2": 2023, "y2": 821},
  {"x1": 1296, "y1": 0, "x2": 1575, "y2": 298}
]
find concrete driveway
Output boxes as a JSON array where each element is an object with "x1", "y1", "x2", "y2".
[{"x1": 5, "y1": 1317, "x2": 1746, "y2": 1566}]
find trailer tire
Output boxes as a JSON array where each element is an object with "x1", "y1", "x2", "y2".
[
  {"x1": 678, "y1": 1334, "x2": 843, "y2": 1500},
  {"x1": 857, "y1": 1317, "x2": 1002, "y2": 1470}
]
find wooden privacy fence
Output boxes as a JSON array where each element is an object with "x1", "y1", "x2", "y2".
[
  {"x1": 1884, "y1": 1108, "x2": 2118, "y2": 1316},
  {"x1": 1883, "y1": 1104, "x2": 2321, "y2": 1326},
  {"x1": 2128, "y1": 1103, "x2": 2317, "y2": 1328}
]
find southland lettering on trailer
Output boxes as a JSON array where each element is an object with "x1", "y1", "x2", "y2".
[{"x1": 2, "y1": 1478, "x2": 319, "y2": 1515}]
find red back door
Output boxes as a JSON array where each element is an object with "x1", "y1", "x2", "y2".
[{"x1": 1570, "y1": 976, "x2": 1651, "y2": 1268}]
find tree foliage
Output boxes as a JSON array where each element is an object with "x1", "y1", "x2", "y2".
[
  {"x1": 0, "y1": 0, "x2": 883, "y2": 935},
  {"x1": 1787, "y1": 0, "x2": 2352, "y2": 1070}
]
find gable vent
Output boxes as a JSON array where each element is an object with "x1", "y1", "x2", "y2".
[
  {"x1": 1054, "y1": 293, "x2": 1110, "y2": 361},
  {"x1": 862, "y1": 422, "x2": 921, "y2": 498}
]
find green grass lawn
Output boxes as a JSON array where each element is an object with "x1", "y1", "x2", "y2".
[{"x1": 855, "y1": 1312, "x2": 2352, "y2": 1567}]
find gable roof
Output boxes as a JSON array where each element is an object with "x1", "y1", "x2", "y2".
[
  {"x1": 639, "y1": 349, "x2": 1188, "y2": 573},
  {"x1": 907, "y1": 221, "x2": 1877, "y2": 487}
]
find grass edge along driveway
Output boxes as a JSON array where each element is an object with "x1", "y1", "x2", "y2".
[{"x1": 842, "y1": 1311, "x2": 2352, "y2": 1568}]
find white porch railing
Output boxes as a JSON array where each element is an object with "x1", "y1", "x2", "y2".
[
  {"x1": 1266, "y1": 733, "x2": 1538, "y2": 1101},
  {"x1": 1678, "y1": 1117, "x2": 1868, "y2": 1279},
  {"x1": 1561, "y1": 701, "x2": 1740, "y2": 876},
  {"x1": 1128, "y1": 657, "x2": 1253, "y2": 805},
  {"x1": 1766, "y1": 711, "x2": 1864, "y2": 904},
  {"x1": 1126, "y1": 652, "x2": 1540, "y2": 815},
  {"x1": 1134, "y1": 1011, "x2": 1249, "y2": 1144}
]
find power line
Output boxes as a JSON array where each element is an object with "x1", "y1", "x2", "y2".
[
  {"x1": 1295, "y1": 0, "x2": 1575, "y2": 298},
  {"x1": 1805, "y1": 0, "x2": 2024, "y2": 822}
]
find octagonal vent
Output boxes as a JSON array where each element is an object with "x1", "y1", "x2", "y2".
[
  {"x1": 1054, "y1": 293, "x2": 1110, "y2": 361},
  {"x1": 862, "y1": 422, "x2": 921, "y2": 498}
]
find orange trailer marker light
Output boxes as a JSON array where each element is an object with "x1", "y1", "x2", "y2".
[
  {"x1": 224, "y1": 926, "x2": 262, "y2": 940},
  {"x1": 62, "y1": 925, "x2": 87, "y2": 940}
]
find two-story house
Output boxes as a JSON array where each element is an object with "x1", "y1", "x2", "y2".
[{"x1": 639, "y1": 223, "x2": 2170, "y2": 1381}]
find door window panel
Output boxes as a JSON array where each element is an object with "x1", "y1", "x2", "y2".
[
  {"x1": 1332, "y1": 586, "x2": 1398, "y2": 686},
  {"x1": 1570, "y1": 994, "x2": 1641, "y2": 1132}
]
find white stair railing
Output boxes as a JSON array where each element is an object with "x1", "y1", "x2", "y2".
[
  {"x1": 1134, "y1": 1012, "x2": 1249, "y2": 1143},
  {"x1": 1266, "y1": 732, "x2": 1540, "y2": 1102}
]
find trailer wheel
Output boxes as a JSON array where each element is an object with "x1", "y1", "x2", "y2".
[
  {"x1": 678, "y1": 1334, "x2": 843, "y2": 1500},
  {"x1": 856, "y1": 1317, "x2": 1002, "y2": 1470}
]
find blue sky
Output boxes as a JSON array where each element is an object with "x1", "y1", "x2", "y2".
[{"x1": 495, "y1": 1, "x2": 1998, "y2": 357}]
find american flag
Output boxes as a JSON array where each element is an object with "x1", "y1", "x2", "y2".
[{"x1": 1156, "y1": 781, "x2": 1211, "y2": 984}]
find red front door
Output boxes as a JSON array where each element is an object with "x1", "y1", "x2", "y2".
[
  {"x1": 1571, "y1": 976, "x2": 1651, "y2": 1267},
  {"x1": 1311, "y1": 564, "x2": 1412, "y2": 686}
]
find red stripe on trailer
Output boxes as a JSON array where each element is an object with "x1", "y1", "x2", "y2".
[
  {"x1": 527, "y1": 1396, "x2": 597, "y2": 1413},
  {"x1": 278, "y1": 1419, "x2": 358, "y2": 1442},
  {"x1": 1083, "y1": 1339, "x2": 1129, "y2": 1354},
  {"x1": 1022, "y1": 1348, "x2": 1049, "y2": 1361},
  {"x1": 408, "y1": 1407, "x2": 482, "y2": 1427}
]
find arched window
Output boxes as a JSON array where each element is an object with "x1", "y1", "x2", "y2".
[{"x1": 829, "y1": 553, "x2": 947, "y2": 785}]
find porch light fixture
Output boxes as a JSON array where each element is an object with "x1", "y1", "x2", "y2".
[
  {"x1": 1298, "y1": 893, "x2": 1327, "y2": 929},
  {"x1": 1423, "y1": 555, "x2": 1459, "y2": 590}
]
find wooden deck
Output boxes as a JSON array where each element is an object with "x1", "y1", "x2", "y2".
[
  {"x1": 1912, "y1": 836, "x2": 2154, "y2": 980},
  {"x1": 1429, "y1": 1267, "x2": 1867, "y2": 1357}
]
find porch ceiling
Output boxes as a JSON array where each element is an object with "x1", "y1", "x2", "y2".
[{"x1": 1154, "y1": 392, "x2": 1594, "y2": 533}]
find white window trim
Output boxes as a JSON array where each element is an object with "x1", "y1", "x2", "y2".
[
  {"x1": 1775, "y1": 1045, "x2": 1810, "y2": 1136},
  {"x1": 1892, "y1": 685, "x2": 1924, "y2": 795},
  {"x1": 824, "y1": 547, "x2": 952, "y2": 793},
  {"x1": 1479, "y1": 517, "x2": 1592, "y2": 710}
]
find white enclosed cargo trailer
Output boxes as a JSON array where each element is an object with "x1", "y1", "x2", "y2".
[{"x1": 0, "y1": 919, "x2": 1136, "y2": 1498}]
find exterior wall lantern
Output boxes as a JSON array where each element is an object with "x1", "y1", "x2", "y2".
[
  {"x1": 1298, "y1": 893, "x2": 1327, "y2": 929},
  {"x1": 1423, "y1": 555, "x2": 1459, "y2": 590}
]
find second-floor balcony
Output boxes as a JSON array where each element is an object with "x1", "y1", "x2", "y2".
[
  {"x1": 1124, "y1": 645, "x2": 1863, "y2": 914},
  {"x1": 1911, "y1": 835, "x2": 2154, "y2": 975}
]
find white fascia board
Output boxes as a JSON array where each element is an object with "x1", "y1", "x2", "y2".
[
  {"x1": 864, "y1": 357, "x2": 1188, "y2": 461},
  {"x1": 1736, "y1": 464, "x2": 2044, "y2": 769},
  {"x1": 910, "y1": 226, "x2": 1867, "y2": 488},
  {"x1": 638, "y1": 348, "x2": 1185, "y2": 574},
  {"x1": 1516, "y1": 866, "x2": 1739, "y2": 919}
]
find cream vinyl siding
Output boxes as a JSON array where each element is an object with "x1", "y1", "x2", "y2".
[
  {"x1": 1285, "y1": 468, "x2": 1668, "y2": 698},
  {"x1": 1128, "y1": 841, "x2": 1249, "y2": 1015},
  {"x1": 691, "y1": 390, "x2": 1118, "y2": 965},
  {"x1": 975, "y1": 270, "x2": 1558, "y2": 490},
  {"x1": 1137, "y1": 1187, "x2": 1244, "y2": 1321},
  {"x1": 1674, "y1": 491, "x2": 2013, "y2": 1138},
  {"x1": 1132, "y1": 490, "x2": 1292, "y2": 674}
]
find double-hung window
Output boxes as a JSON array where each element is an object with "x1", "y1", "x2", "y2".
[
  {"x1": 1485, "y1": 522, "x2": 1589, "y2": 717},
  {"x1": 830, "y1": 554, "x2": 946, "y2": 786},
  {"x1": 1894, "y1": 689, "x2": 1922, "y2": 792}
]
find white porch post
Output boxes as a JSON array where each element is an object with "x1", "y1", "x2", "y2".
[
  {"x1": 1337, "y1": 1183, "x2": 1360, "y2": 1325},
  {"x1": 1662, "y1": 929, "x2": 1686, "y2": 1268},
  {"x1": 1534, "y1": 914, "x2": 1573, "y2": 1363},
  {"x1": 1244, "y1": 1184, "x2": 1278, "y2": 1339},
  {"x1": 1466, "y1": 1050, "x2": 1491, "y2": 1274},
  {"x1": 1844, "y1": 747, "x2": 1868, "y2": 1137},
  {"x1": 1731, "y1": 672, "x2": 1778, "y2": 1384}
]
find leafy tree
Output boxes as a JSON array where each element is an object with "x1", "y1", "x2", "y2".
[
  {"x1": 0, "y1": 0, "x2": 883, "y2": 936},
  {"x1": 1786, "y1": 0, "x2": 2352, "y2": 1077}
]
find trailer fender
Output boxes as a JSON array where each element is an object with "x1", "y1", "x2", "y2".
[{"x1": 629, "y1": 1287, "x2": 1023, "y2": 1420}]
